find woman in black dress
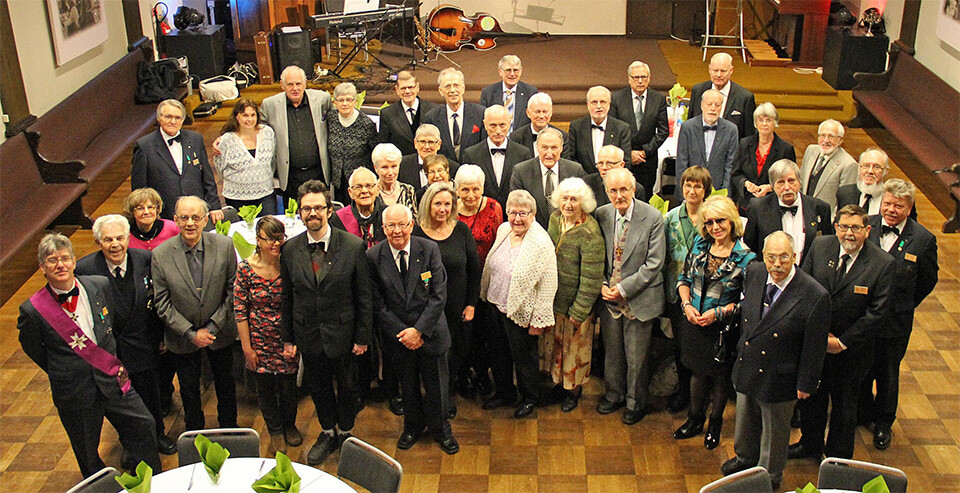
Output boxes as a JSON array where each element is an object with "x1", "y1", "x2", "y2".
[
  {"x1": 327, "y1": 82, "x2": 378, "y2": 204},
  {"x1": 729, "y1": 102, "x2": 796, "y2": 216}
]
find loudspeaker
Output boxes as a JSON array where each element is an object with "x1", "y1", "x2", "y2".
[
  {"x1": 274, "y1": 30, "x2": 314, "y2": 79},
  {"x1": 163, "y1": 25, "x2": 226, "y2": 80}
]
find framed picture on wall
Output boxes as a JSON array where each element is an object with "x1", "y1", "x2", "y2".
[
  {"x1": 46, "y1": 0, "x2": 109, "y2": 66},
  {"x1": 939, "y1": 0, "x2": 960, "y2": 51}
]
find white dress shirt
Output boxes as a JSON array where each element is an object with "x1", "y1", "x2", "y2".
[
  {"x1": 417, "y1": 155, "x2": 428, "y2": 188},
  {"x1": 633, "y1": 88, "x2": 647, "y2": 117},
  {"x1": 401, "y1": 99, "x2": 419, "y2": 125},
  {"x1": 488, "y1": 138, "x2": 507, "y2": 185},
  {"x1": 837, "y1": 245, "x2": 861, "y2": 274},
  {"x1": 162, "y1": 129, "x2": 183, "y2": 174},
  {"x1": 779, "y1": 195, "x2": 806, "y2": 264},
  {"x1": 388, "y1": 241, "x2": 412, "y2": 274},
  {"x1": 765, "y1": 266, "x2": 796, "y2": 306},
  {"x1": 713, "y1": 82, "x2": 732, "y2": 118},
  {"x1": 858, "y1": 190, "x2": 882, "y2": 215},
  {"x1": 446, "y1": 104, "x2": 464, "y2": 144},
  {"x1": 614, "y1": 198, "x2": 636, "y2": 299},
  {"x1": 307, "y1": 225, "x2": 332, "y2": 251},
  {"x1": 591, "y1": 117, "x2": 608, "y2": 163},
  {"x1": 540, "y1": 161, "x2": 559, "y2": 197},
  {"x1": 52, "y1": 281, "x2": 96, "y2": 344},
  {"x1": 108, "y1": 256, "x2": 129, "y2": 278},
  {"x1": 879, "y1": 219, "x2": 904, "y2": 252}
]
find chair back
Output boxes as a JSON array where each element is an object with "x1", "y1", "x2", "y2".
[
  {"x1": 65, "y1": 467, "x2": 120, "y2": 493},
  {"x1": 818, "y1": 457, "x2": 907, "y2": 493},
  {"x1": 177, "y1": 428, "x2": 261, "y2": 467},
  {"x1": 699, "y1": 466, "x2": 773, "y2": 493},
  {"x1": 338, "y1": 436, "x2": 403, "y2": 493}
]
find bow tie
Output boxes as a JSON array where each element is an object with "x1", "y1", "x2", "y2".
[
  {"x1": 591, "y1": 124, "x2": 604, "y2": 132},
  {"x1": 57, "y1": 285, "x2": 80, "y2": 304},
  {"x1": 703, "y1": 124, "x2": 718, "y2": 132},
  {"x1": 491, "y1": 148, "x2": 506, "y2": 155},
  {"x1": 166, "y1": 134, "x2": 182, "y2": 146},
  {"x1": 779, "y1": 205, "x2": 798, "y2": 216},
  {"x1": 308, "y1": 241, "x2": 326, "y2": 252},
  {"x1": 881, "y1": 225, "x2": 899, "y2": 236}
]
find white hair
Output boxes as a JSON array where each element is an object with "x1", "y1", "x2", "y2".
[
  {"x1": 92, "y1": 214, "x2": 131, "y2": 242},
  {"x1": 597, "y1": 145, "x2": 624, "y2": 163},
  {"x1": 415, "y1": 123, "x2": 441, "y2": 140},
  {"x1": 763, "y1": 230, "x2": 795, "y2": 253},
  {"x1": 454, "y1": 164, "x2": 486, "y2": 189},
  {"x1": 603, "y1": 168, "x2": 637, "y2": 192},
  {"x1": 382, "y1": 203, "x2": 413, "y2": 222},
  {"x1": 818, "y1": 119, "x2": 845, "y2": 138},
  {"x1": 175, "y1": 195, "x2": 209, "y2": 215},
  {"x1": 586, "y1": 86, "x2": 611, "y2": 101},
  {"x1": 333, "y1": 82, "x2": 358, "y2": 99},
  {"x1": 438, "y1": 67, "x2": 464, "y2": 85},
  {"x1": 528, "y1": 92, "x2": 552, "y2": 108},
  {"x1": 537, "y1": 126, "x2": 563, "y2": 143},
  {"x1": 550, "y1": 177, "x2": 597, "y2": 214},
  {"x1": 484, "y1": 104, "x2": 511, "y2": 120},
  {"x1": 156, "y1": 99, "x2": 185, "y2": 120},
  {"x1": 280, "y1": 65, "x2": 306, "y2": 84},
  {"x1": 768, "y1": 159, "x2": 801, "y2": 185},
  {"x1": 371, "y1": 143, "x2": 402, "y2": 167},
  {"x1": 710, "y1": 52, "x2": 733, "y2": 67},
  {"x1": 498, "y1": 55, "x2": 522, "y2": 70},
  {"x1": 506, "y1": 189, "x2": 537, "y2": 215},
  {"x1": 348, "y1": 167, "x2": 377, "y2": 187},
  {"x1": 627, "y1": 61, "x2": 650, "y2": 75},
  {"x1": 883, "y1": 178, "x2": 916, "y2": 206},
  {"x1": 37, "y1": 233, "x2": 73, "y2": 265},
  {"x1": 859, "y1": 147, "x2": 889, "y2": 168},
  {"x1": 753, "y1": 102, "x2": 779, "y2": 124}
]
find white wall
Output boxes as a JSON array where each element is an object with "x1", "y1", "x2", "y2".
[
  {"x1": 879, "y1": 0, "x2": 960, "y2": 91},
  {"x1": 419, "y1": 0, "x2": 627, "y2": 35}
]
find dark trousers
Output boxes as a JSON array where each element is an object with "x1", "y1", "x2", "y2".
[
  {"x1": 447, "y1": 307, "x2": 473, "y2": 383},
  {"x1": 156, "y1": 349, "x2": 178, "y2": 412},
  {"x1": 254, "y1": 372, "x2": 299, "y2": 435},
  {"x1": 58, "y1": 389, "x2": 160, "y2": 478},
  {"x1": 631, "y1": 159, "x2": 656, "y2": 202},
  {"x1": 173, "y1": 344, "x2": 238, "y2": 431},
  {"x1": 859, "y1": 314, "x2": 913, "y2": 428},
  {"x1": 129, "y1": 369, "x2": 166, "y2": 437},
  {"x1": 283, "y1": 167, "x2": 323, "y2": 204},
  {"x1": 495, "y1": 311, "x2": 542, "y2": 404},
  {"x1": 398, "y1": 346, "x2": 452, "y2": 440},
  {"x1": 225, "y1": 195, "x2": 278, "y2": 216},
  {"x1": 302, "y1": 351, "x2": 360, "y2": 431},
  {"x1": 469, "y1": 301, "x2": 493, "y2": 383},
  {"x1": 379, "y1": 331, "x2": 402, "y2": 399},
  {"x1": 798, "y1": 348, "x2": 873, "y2": 459}
]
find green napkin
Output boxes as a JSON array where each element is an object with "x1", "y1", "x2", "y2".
[
  {"x1": 251, "y1": 452, "x2": 302, "y2": 493},
  {"x1": 709, "y1": 188, "x2": 728, "y2": 198},
  {"x1": 115, "y1": 461, "x2": 153, "y2": 493},
  {"x1": 194, "y1": 434, "x2": 230, "y2": 483},
  {"x1": 379, "y1": 100, "x2": 390, "y2": 110},
  {"x1": 355, "y1": 90, "x2": 366, "y2": 108},
  {"x1": 238, "y1": 204, "x2": 262, "y2": 228},
  {"x1": 795, "y1": 482, "x2": 819, "y2": 493},
  {"x1": 233, "y1": 232, "x2": 255, "y2": 259},
  {"x1": 648, "y1": 194, "x2": 669, "y2": 216},
  {"x1": 215, "y1": 219, "x2": 230, "y2": 236},
  {"x1": 862, "y1": 475, "x2": 890, "y2": 493},
  {"x1": 285, "y1": 198, "x2": 298, "y2": 218}
]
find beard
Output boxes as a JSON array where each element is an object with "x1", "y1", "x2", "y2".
[{"x1": 857, "y1": 179, "x2": 885, "y2": 196}]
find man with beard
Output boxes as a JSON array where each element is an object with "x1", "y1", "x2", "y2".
[{"x1": 836, "y1": 148, "x2": 917, "y2": 220}]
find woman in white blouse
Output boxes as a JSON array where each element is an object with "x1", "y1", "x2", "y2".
[{"x1": 214, "y1": 98, "x2": 277, "y2": 215}]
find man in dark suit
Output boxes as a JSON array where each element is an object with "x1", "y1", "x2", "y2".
[
  {"x1": 479, "y1": 55, "x2": 538, "y2": 132},
  {"x1": 399, "y1": 124, "x2": 460, "y2": 189},
  {"x1": 789, "y1": 205, "x2": 894, "y2": 460},
  {"x1": 744, "y1": 159, "x2": 833, "y2": 264},
  {"x1": 689, "y1": 52, "x2": 757, "y2": 139},
  {"x1": 75, "y1": 215, "x2": 175, "y2": 457},
  {"x1": 508, "y1": 92, "x2": 574, "y2": 160},
  {"x1": 835, "y1": 148, "x2": 916, "y2": 220},
  {"x1": 585, "y1": 145, "x2": 646, "y2": 206},
  {"x1": 132, "y1": 99, "x2": 222, "y2": 222},
  {"x1": 367, "y1": 204, "x2": 459, "y2": 455},
  {"x1": 152, "y1": 196, "x2": 238, "y2": 432},
  {"x1": 18, "y1": 233, "x2": 161, "y2": 477},
  {"x1": 676, "y1": 89, "x2": 739, "y2": 189},
  {"x1": 422, "y1": 67, "x2": 486, "y2": 163},
  {"x1": 280, "y1": 180, "x2": 372, "y2": 465},
  {"x1": 609, "y1": 61, "x2": 669, "y2": 195},
  {"x1": 509, "y1": 127, "x2": 587, "y2": 228},
  {"x1": 567, "y1": 86, "x2": 632, "y2": 175},
  {"x1": 858, "y1": 179, "x2": 937, "y2": 450},
  {"x1": 460, "y1": 105, "x2": 533, "y2": 207},
  {"x1": 378, "y1": 71, "x2": 438, "y2": 156},
  {"x1": 722, "y1": 231, "x2": 830, "y2": 489}
]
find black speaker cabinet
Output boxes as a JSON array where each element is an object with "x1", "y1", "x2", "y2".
[
  {"x1": 822, "y1": 27, "x2": 888, "y2": 90},
  {"x1": 164, "y1": 25, "x2": 226, "y2": 80},
  {"x1": 274, "y1": 30, "x2": 314, "y2": 79}
]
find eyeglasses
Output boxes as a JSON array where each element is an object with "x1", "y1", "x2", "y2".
[
  {"x1": 628, "y1": 75, "x2": 649, "y2": 81},
  {"x1": 764, "y1": 253, "x2": 793, "y2": 264},
  {"x1": 835, "y1": 224, "x2": 864, "y2": 233},
  {"x1": 587, "y1": 99, "x2": 609, "y2": 107},
  {"x1": 606, "y1": 187, "x2": 633, "y2": 196},
  {"x1": 350, "y1": 183, "x2": 377, "y2": 192},
  {"x1": 43, "y1": 255, "x2": 74, "y2": 267},
  {"x1": 818, "y1": 133, "x2": 841, "y2": 140},
  {"x1": 440, "y1": 82, "x2": 463, "y2": 90},
  {"x1": 133, "y1": 204, "x2": 158, "y2": 212},
  {"x1": 682, "y1": 182, "x2": 705, "y2": 191},
  {"x1": 507, "y1": 211, "x2": 531, "y2": 218},
  {"x1": 415, "y1": 139, "x2": 440, "y2": 146},
  {"x1": 384, "y1": 222, "x2": 410, "y2": 231},
  {"x1": 596, "y1": 160, "x2": 622, "y2": 168},
  {"x1": 159, "y1": 114, "x2": 185, "y2": 122},
  {"x1": 703, "y1": 218, "x2": 728, "y2": 227},
  {"x1": 334, "y1": 97, "x2": 356, "y2": 104},
  {"x1": 257, "y1": 236, "x2": 284, "y2": 245},
  {"x1": 858, "y1": 163, "x2": 886, "y2": 171},
  {"x1": 300, "y1": 205, "x2": 329, "y2": 214},
  {"x1": 176, "y1": 214, "x2": 205, "y2": 223}
]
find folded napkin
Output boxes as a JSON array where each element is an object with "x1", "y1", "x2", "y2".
[
  {"x1": 285, "y1": 198, "x2": 299, "y2": 218},
  {"x1": 796, "y1": 483, "x2": 818, "y2": 493},
  {"x1": 251, "y1": 452, "x2": 302, "y2": 493},
  {"x1": 194, "y1": 434, "x2": 230, "y2": 483},
  {"x1": 238, "y1": 205, "x2": 262, "y2": 228},
  {"x1": 648, "y1": 194, "x2": 669, "y2": 216},
  {"x1": 116, "y1": 461, "x2": 152, "y2": 493},
  {"x1": 862, "y1": 475, "x2": 890, "y2": 493},
  {"x1": 215, "y1": 219, "x2": 231, "y2": 236},
  {"x1": 232, "y1": 232, "x2": 255, "y2": 259}
]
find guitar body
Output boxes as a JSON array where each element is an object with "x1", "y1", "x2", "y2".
[{"x1": 427, "y1": 5, "x2": 504, "y2": 52}]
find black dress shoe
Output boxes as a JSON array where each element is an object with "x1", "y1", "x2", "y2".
[
  {"x1": 456, "y1": 375, "x2": 477, "y2": 399},
  {"x1": 307, "y1": 433, "x2": 337, "y2": 465},
  {"x1": 704, "y1": 419, "x2": 722, "y2": 450},
  {"x1": 474, "y1": 371, "x2": 493, "y2": 395},
  {"x1": 157, "y1": 435, "x2": 177, "y2": 455},
  {"x1": 284, "y1": 426, "x2": 303, "y2": 447},
  {"x1": 721, "y1": 456, "x2": 755, "y2": 476},
  {"x1": 596, "y1": 398, "x2": 626, "y2": 415},
  {"x1": 435, "y1": 435, "x2": 460, "y2": 455},
  {"x1": 513, "y1": 401, "x2": 536, "y2": 418},
  {"x1": 665, "y1": 392, "x2": 689, "y2": 414},
  {"x1": 790, "y1": 406, "x2": 801, "y2": 428},
  {"x1": 621, "y1": 407, "x2": 646, "y2": 425},
  {"x1": 481, "y1": 394, "x2": 516, "y2": 410},
  {"x1": 673, "y1": 415, "x2": 706, "y2": 440},
  {"x1": 447, "y1": 404, "x2": 458, "y2": 420},
  {"x1": 560, "y1": 391, "x2": 581, "y2": 413},
  {"x1": 787, "y1": 442, "x2": 822, "y2": 460},
  {"x1": 874, "y1": 426, "x2": 892, "y2": 450},
  {"x1": 397, "y1": 431, "x2": 420, "y2": 450},
  {"x1": 388, "y1": 396, "x2": 404, "y2": 416}
]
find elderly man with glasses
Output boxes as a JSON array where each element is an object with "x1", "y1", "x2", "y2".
[
  {"x1": 799, "y1": 119, "x2": 858, "y2": 217},
  {"x1": 398, "y1": 124, "x2": 461, "y2": 189},
  {"x1": 423, "y1": 67, "x2": 487, "y2": 162}
]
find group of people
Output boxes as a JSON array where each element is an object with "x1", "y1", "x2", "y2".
[{"x1": 17, "y1": 50, "x2": 939, "y2": 491}]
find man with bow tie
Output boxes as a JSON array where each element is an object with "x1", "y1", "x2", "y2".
[
  {"x1": 132, "y1": 99, "x2": 222, "y2": 222},
  {"x1": 18, "y1": 233, "x2": 161, "y2": 477},
  {"x1": 567, "y1": 86, "x2": 632, "y2": 175},
  {"x1": 744, "y1": 159, "x2": 833, "y2": 263},
  {"x1": 460, "y1": 105, "x2": 533, "y2": 208},
  {"x1": 676, "y1": 89, "x2": 739, "y2": 189}
]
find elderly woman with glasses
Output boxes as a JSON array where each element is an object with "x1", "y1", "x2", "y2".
[
  {"x1": 729, "y1": 102, "x2": 796, "y2": 216},
  {"x1": 372, "y1": 143, "x2": 418, "y2": 219},
  {"x1": 214, "y1": 98, "x2": 277, "y2": 216},
  {"x1": 541, "y1": 177, "x2": 604, "y2": 412},
  {"x1": 123, "y1": 188, "x2": 180, "y2": 250},
  {"x1": 327, "y1": 82, "x2": 378, "y2": 204},
  {"x1": 416, "y1": 154, "x2": 453, "y2": 205},
  {"x1": 480, "y1": 189, "x2": 558, "y2": 418},
  {"x1": 674, "y1": 195, "x2": 755, "y2": 450}
]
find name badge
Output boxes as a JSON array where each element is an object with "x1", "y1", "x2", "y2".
[
  {"x1": 421, "y1": 271, "x2": 432, "y2": 281},
  {"x1": 854, "y1": 285, "x2": 869, "y2": 295},
  {"x1": 904, "y1": 253, "x2": 917, "y2": 263}
]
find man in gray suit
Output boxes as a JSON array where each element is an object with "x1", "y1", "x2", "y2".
[
  {"x1": 260, "y1": 65, "x2": 332, "y2": 203},
  {"x1": 509, "y1": 127, "x2": 587, "y2": 228},
  {"x1": 676, "y1": 89, "x2": 739, "y2": 190},
  {"x1": 152, "y1": 196, "x2": 238, "y2": 431},
  {"x1": 595, "y1": 168, "x2": 665, "y2": 424},
  {"x1": 799, "y1": 119, "x2": 857, "y2": 216},
  {"x1": 460, "y1": 105, "x2": 533, "y2": 207}
]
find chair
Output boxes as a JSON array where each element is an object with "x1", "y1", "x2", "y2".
[
  {"x1": 65, "y1": 467, "x2": 120, "y2": 493},
  {"x1": 700, "y1": 466, "x2": 773, "y2": 493},
  {"x1": 338, "y1": 436, "x2": 403, "y2": 493},
  {"x1": 177, "y1": 428, "x2": 261, "y2": 467},
  {"x1": 818, "y1": 457, "x2": 908, "y2": 493}
]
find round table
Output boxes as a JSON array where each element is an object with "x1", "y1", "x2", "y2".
[{"x1": 145, "y1": 457, "x2": 354, "y2": 492}]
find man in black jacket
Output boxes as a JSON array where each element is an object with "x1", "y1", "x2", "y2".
[
  {"x1": 460, "y1": 105, "x2": 533, "y2": 207},
  {"x1": 378, "y1": 71, "x2": 438, "y2": 156},
  {"x1": 609, "y1": 61, "x2": 668, "y2": 195}
]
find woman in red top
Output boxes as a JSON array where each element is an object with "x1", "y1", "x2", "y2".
[
  {"x1": 123, "y1": 188, "x2": 180, "y2": 250},
  {"x1": 729, "y1": 103, "x2": 796, "y2": 216}
]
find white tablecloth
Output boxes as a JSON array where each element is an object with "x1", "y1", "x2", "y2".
[{"x1": 144, "y1": 457, "x2": 354, "y2": 492}]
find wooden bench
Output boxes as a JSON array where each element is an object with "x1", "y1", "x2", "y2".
[{"x1": 852, "y1": 42, "x2": 960, "y2": 232}]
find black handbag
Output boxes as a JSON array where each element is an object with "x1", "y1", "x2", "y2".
[{"x1": 713, "y1": 315, "x2": 741, "y2": 364}]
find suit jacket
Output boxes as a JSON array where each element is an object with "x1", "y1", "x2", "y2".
[
  {"x1": 17, "y1": 276, "x2": 123, "y2": 409},
  {"x1": 367, "y1": 237, "x2": 451, "y2": 356},
  {"x1": 509, "y1": 157, "x2": 587, "y2": 228},
  {"x1": 131, "y1": 129, "x2": 219, "y2": 220},
  {"x1": 801, "y1": 236, "x2": 894, "y2": 353},
  {"x1": 609, "y1": 87, "x2": 669, "y2": 156},
  {"x1": 733, "y1": 263, "x2": 830, "y2": 403},
  {"x1": 460, "y1": 139, "x2": 533, "y2": 206},
  {"x1": 508, "y1": 123, "x2": 575, "y2": 160},
  {"x1": 151, "y1": 232, "x2": 237, "y2": 354},
  {"x1": 260, "y1": 89, "x2": 332, "y2": 191},
  {"x1": 676, "y1": 116, "x2": 739, "y2": 189},
  {"x1": 280, "y1": 228, "x2": 372, "y2": 359},
  {"x1": 595, "y1": 199, "x2": 666, "y2": 321},
  {"x1": 479, "y1": 80, "x2": 538, "y2": 129},
  {"x1": 689, "y1": 80, "x2": 757, "y2": 139},
  {"x1": 75, "y1": 249, "x2": 162, "y2": 372},
  {"x1": 729, "y1": 133, "x2": 797, "y2": 213},
  {"x1": 398, "y1": 153, "x2": 460, "y2": 189},
  {"x1": 422, "y1": 102, "x2": 487, "y2": 163},
  {"x1": 743, "y1": 193, "x2": 833, "y2": 261},
  {"x1": 835, "y1": 184, "x2": 918, "y2": 220},
  {"x1": 566, "y1": 116, "x2": 632, "y2": 175},
  {"x1": 799, "y1": 145, "x2": 858, "y2": 214},
  {"x1": 585, "y1": 172, "x2": 645, "y2": 207},
  {"x1": 867, "y1": 216, "x2": 938, "y2": 329},
  {"x1": 378, "y1": 97, "x2": 439, "y2": 156}
]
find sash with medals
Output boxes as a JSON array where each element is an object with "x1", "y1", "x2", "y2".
[{"x1": 29, "y1": 285, "x2": 131, "y2": 394}]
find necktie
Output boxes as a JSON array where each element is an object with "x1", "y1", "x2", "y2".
[
  {"x1": 780, "y1": 205, "x2": 798, "y2": 216},
  {"x1": 188, "y1": 249, "x2": 203, "y2": 289},
  {"x1": 881, "y1": 225, "x2": 899, "y2": 237},
  {"x1": 491, "y1": 148, "x2": 506, "y2": 155},
  {"x1": 635, "y1": 95, "x2": 644, "y2": 128},
  {"x1": 762, "y1": 283, "x2": 780, "y2": 317},
  {"x1": 57, "y1": 285, "x2": 80, "y2": 304},
  {"x1": 504, "y1": 89, "x2": 514, "y2": 112},
  {"x1": 703, "y1": 124, "x2": 718, "y2": 132},
  {"x1": 406, "y1": 107, "x2": 416, "y2": 125},
  {"x1": 451, "y1": 114, "x2": 460, "y2": 144},
  {"x1": 591, "y1": 124, "x2": 604, "y2": 132},
  {"x1": 616, "y1": 214, "x2": 626, "y2": 241},
  {"x1": 114, "y1": 266, "x2": 123, "y2": 280},
  {"x1": 167, "y1": 134, "x2": 182, "y2": 146},
  {"x1": 808, "y1": 155, "x2": 827, "y2": 194},
  {"x1": 835, "y1": 253, "x2": 849, "y2": 286},
  {"x1": 398, "y1": 250, "x2": 408, "y2": 279},
  {"x1": 861, "y1": 194, "x2": 872, "y2": 209},
  {"x1": 544, "y1": 168, "x2": 555, "y2": 212},
  {"x1": 310, "y1": 242, "x2": 326, "y2": 274}
]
